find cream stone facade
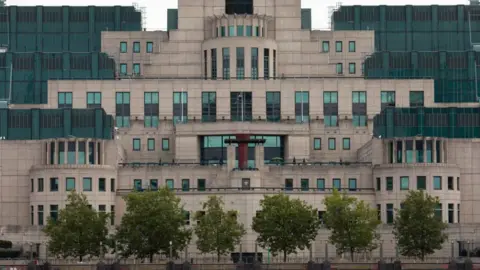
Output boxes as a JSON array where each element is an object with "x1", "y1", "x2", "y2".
[{"x1": 1, "y1": 0, "x2": 480, "y2": 260}]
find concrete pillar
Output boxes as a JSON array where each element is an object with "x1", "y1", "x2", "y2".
[
  {"x1": 402, "y1": 139, "x2": 406, "y2": 163},
  {"x1": 53, "y1": 140, "x2": 58, "y2": 165},
  {"x1": 46, "y1": 142, "x2": 50, "y2": 165},
  {"x1": 442, "y1": 140, "x2": 446, "y2": 163},
  {"x1": 423, "y1": 138, "x2": 427, "y2": 162},
  {"x1": 227, "y1": 144, "x2": 236, "y2": 171},
  {"x1": 433, "y1": 138, "x2": 437, "y2": 163},
  {"x1": 101, "y1": 140, "x2": 105, "y2": 165},
  {"x1": 254, "y1": 144, "x2": 264, "y2": 169},
  {"x1": 412, "y1": 138, "x2": 417, "y2": 163},
  {"x1": 392, "y1": 140, "x2": 397, "y2": 163},
  {"x1": 94, "y1": 141, "x2": 98, "y2": 165},
  {"x1": 63, "y1": 141, "x2": 67, "y2": 164}
]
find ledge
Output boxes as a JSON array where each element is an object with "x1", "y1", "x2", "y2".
[
  {"x1": 374, "y1": 163, "x2": 459, "y2": 169},
  {"x1": 30, "y1": 164, "x2": 115, "y2": 171},
  {"x1": 174, "y1": 121, "x2": 310, "y2": 136}
]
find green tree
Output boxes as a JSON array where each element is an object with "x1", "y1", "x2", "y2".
[
  {"x1": 252, "y1": 193, "x2": 321, "y2": 262},
  {"x1": 194, "y1": 196, "x2": 246, "y2": 261},
  {"x1": 323, "y1": 189, "x2": 381, "y2": 261},
  {"x1": 43, "y1": 191, "x2": 109, "y2": 261},
  {"x1": 393, "y1": 190, "x2": 447, "y2": 261},
  {"x1": 114, "y1": 187, "x2": 192, "y2": 262}
]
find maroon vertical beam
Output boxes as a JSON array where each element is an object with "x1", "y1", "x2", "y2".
[{"x1": 236, "y1": 134, "x2": 249, "y2": 169}]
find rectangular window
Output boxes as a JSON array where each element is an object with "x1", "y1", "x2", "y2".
[
  {"x1": 162, "y1": 138, "x2": 170, "y2": 151},
  {"x1": 115, "y1": 92, "x2": 130, "y2": 128},
  {"x1": 324, "y1": 91, "x2": 338, "y2": 127},
  {"x1": 99, "y1": 178, "x2": 106, "y2": 192},
  {"x1": 381, "y1": 91, "x2": 396, "y2": 110},
  {"x1": 133, "y1": 41, "x2": 140, "y2": 53},
  {"x1": 229, "y1": 25, "x2": 235, "y2": 36},
  {"x1": 83, "y1": 177, "x2": 92, "y2": 191},
  {"x1": 133, "y1": 138, "x2": 141, "y2": 151},
  {"x1": 400, "y1": 176, "x2": 409, "y2": 190},
  {"x1": 342, "y1": 138, "x2": 350, "y2": 150},
  {"x1": 433, "y1": 176, "x2": 442, "y2": 190},
  {"x1": 110, "y1": 205, "x2": 115, "y2": 225},
  {"x1": 120, "y1": 42, "x2": 127, "y2": 53},
  {"x1": 99, "y1": 205, "x2": 106, "y2": 212},
  {"x1": 251, "y1": 48, "x2": 258, "y2": 80},
  {"x1": 222, "y1": 47, "x2": 230, "y2": 79},
  {"x1": 328, "y1": 138, "x2": 336, "y2": 150},
  {"x1": 458, "y1": 204, "x2": 460, "y2": 223},
  {"x1": 409, "y1": 91, "x2": 424, "y2": 107},
  {"x1": 301, "y1": 179, "x2": 309, "y2": 191},
  {"x1": 146, "y1": 42, "x2": 153, "y2": 53},
  {"x1": 236, "y1": 47, "x2": 245, "y2": 80},
  {"x1": 348, "y1": 178, "x2": 357, "y2": 191},
  {"x1": 295, "y1": 91, "x2": 309, "y2": 123},
  {"x1": 448, "y1": 177, "x2": 454, "y2": 190},
  {"x1": 86, "y1": 92, "x2": 102, "y2": 108},
  {"x1": 349, "y1": 63, "x2": 356, "y2": 74},
  {"x1": 230, "y1": 92, "x2": 252, "y2": 121},
  {"x1": 50, "y1": 205, "x2": 58, "y2": 222},
  {"x1": 149, "y1": 179, "x2": 158, "y2": 190},
  {"x1": 173, "y1": 91, "x2": 188, "y2": 124},
  {"x1": 336, "y1": 63, "x2": 343, "y2": 74},
  {"x1": 181, "y1": 179, "x2": 190, "y2": 191},
  {"x1": 237, "y1": 25, "x2": 244, "y2": 36},
  {"x1": 166, "y1": 179, "x2": 174, "y2": 189},
  {"x1": 120, "y1": 63, "x2": 127, "y2": 75},
  {"x1": 335, "y1": 41, "x2": 342, "y2": 52},
  {"x1": 204, "y1": 50, "x2": 208, "y2": 80},
  {"x1": 417, "y1": 176, "x2": 426, "y2": 190},
  {"x1": 376, "y1": 177, "x2": 381, "y2": 191},
  {"x1": 133, "y1": 179, "x2": 142, "y2": 191},
  {"x1": 386, "y1": 204, "x2": 394, "y2": 224},
  {"x1": 133, "y1": 63, "x2": 140, "y2": 75},
  {"x1": 110, "y1": 178, "x2": 115, "y2": 192},
  {"x1": 147, "y1": 138, "x2": 155, "y2": 151},
  {"x1": 38, "y1": 205, "x2": 44, "y2": 226},
  {"x1": 285, "y1": 178, "x2": 293, "y2": 191},
  {"x1": 31, "y1": 178, "x2": 34, "y2": 192},
  {"x1": 386, "y1": 177, "x2": 393, "y2": 191},
  {"x1": 352, "y1": 91, "x2": 367, "y2": 127},
  {"x1": 273, "y1": 50, "x2": 276, "y2": 78},
  {"x1": 38, "y1": 178, "x2": 44, "y2": 192},
  {"x1": 220, "y1": 26, "x2": 226, "y2": 37},
  {"x1": 348, "y1": 41, "x2": 356, "y2": 52},
  {"x1": 211, "y1": 48, "x2": 217, "y2": 80},
  {"x1": 30, "y1": 206, "x2": 34, "y2": 225},
  {"x1": 266, "y1": 91, "x2": 280, "y2": 122},
  {"x1": 333, "y1": 178, "x2": 341, "y2": 190},
  {"x1": 50, "y1": 177, "x2": 58, "y2": 192},
  {"x1": 377, "y1": 204, "x2": 381, "y2": 221},
  {"x1": 197, "y1": 179, "x2": 206, "y2": 191},
  {"x1": 66, "y1": 177, "x2": 75, "y2": 191},
  {"x1": 448, "y1": 204, "x2": 454, "y2": 224},
  {"x1": 434, "y1": 203, "x2": 442, "y2": 220},
  {"x1": 144, "y1": 92, "x2": 159, "y2": 128},
  {"x1": 201, "y1": 91, "x2": 217, "y2": 122},
  {"x1": 264, "y1": 48, "x2": 270, "y2": 79},
  {"x1": 58, "y1": 92, "x2": 72, "y2": 108},
  {"x1": 316, "y1": 178, "x2": 325, "y2": 191},
  {"x1": 322, "y1": 41, "x2": 330, "y2": 52},
  {"x1": 314, "y1": 138, "x2": 321, "y2": 150},
  {"x1": 246, "y1": 26, "x2": 252, "y2": 36}
]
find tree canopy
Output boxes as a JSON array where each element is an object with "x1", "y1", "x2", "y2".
[
  {"x1": 43, "y1": 191, "x2": 109, "y2": 261},
  {"x1": 252, "y1": 193, "x2": 321, "y2": 262},
  {"x1": 323, "y1": 189, "x2": 381, "y2": 261},
  {"x1": 114, "y1": 187, "x2": 192, "y2": 262},
  {"x1": 194, "y1": 195, "x2": 246, "y2": 261},
  {"x1": 393, "y1": 190, "x2": 447, "y2": 261}
]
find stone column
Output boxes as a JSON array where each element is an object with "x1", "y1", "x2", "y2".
[
  {"x1": 254, "y1": 144, "x2": 264, "y2": 169},
  {"x1": 94, "y1": 141, "x2": 98, "y2": 165},
  {"x1": 46, "y1": 142, "x2": 50, "y2": 165},
  {"x1": 402, "y1": 139, "x2": 406, "y2": 163},
  {"x1": 423, "y1": 138, "x2": 427, "y2": 162},
  {"x1": 412, "y1": 138, "x2": 417, "y2": 163},
  {"x1": 433, "y1": 138, "x2": 437, "y2": 163},
  {"x1": 227, "y1": 144, "x2": 235, "y2": 172},
  {"x1": 101, "y1": 140, "x2": 105, "y2": 165},
  {"x1": 442, "y1": 140, "x2": 446, "y2": 163},
  {"x1": 392, "y1": 140, "x2": 397, "y2": 163},
  {"x1": 63, "y1": 141, "x2": 67, "y2": 164},
  {"x1": 54, "y1": 140, "x2": 58, "y2": 165}
]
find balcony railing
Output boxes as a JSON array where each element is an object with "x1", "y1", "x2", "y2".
[{"x1": 117, "y1": 187, "x2": 375, "y2": 195}]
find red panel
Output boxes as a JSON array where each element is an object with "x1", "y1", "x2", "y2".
[{"x1": 236, "y1": 134, "x2": 249, "y2": 169}]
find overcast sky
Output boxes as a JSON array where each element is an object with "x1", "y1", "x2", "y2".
[{"x1": 8, "y1": 0, "x2": 470, "y2": 30}]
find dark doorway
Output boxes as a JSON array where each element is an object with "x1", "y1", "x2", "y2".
[{"x1": 225, "y1": 0, "x2": 253, "y2": 15}]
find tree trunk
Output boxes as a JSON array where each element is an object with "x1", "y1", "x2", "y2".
[
  {"x1": 217, "y1": 250, "x2": 221, "y2": 262},
  {"x1": 79, "y1": 255, "x2": 83, "y2": 262},
  {"x1": 149, "y1": 253, "x2": 153, "y2": 263},
  {"x1": 350, "y1": 247, "x2": 355, "y2": 262},
  {"x1": 283, "y1": 250, "x2": 287, "y2": 262}
]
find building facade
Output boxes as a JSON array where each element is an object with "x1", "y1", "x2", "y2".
[{"x1": 1, "y1": 0, "x2": 480, "y2": 260}]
